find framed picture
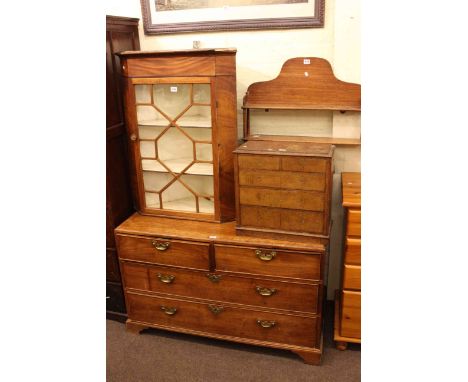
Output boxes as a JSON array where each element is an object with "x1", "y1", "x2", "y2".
[{"x1": 140, "y1": 0, "x2": 325, "y2": 35}]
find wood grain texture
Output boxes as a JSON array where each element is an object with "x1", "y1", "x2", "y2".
[
  {"x1": 239, "y1": 205, "x2": 324, "y2": 234},
  {"x1": 333, "y1": 290, "x2": 360, "y2": 346},
  {"x1": 239, "y1": 169, "x2": 325, "y2": 191},
  {"x1": 121, "y1": 261, "x2": 320, "y2": 313},
  {"x1": 340, "y1": 291, "x2": 361, "y2": 339},
  {"x1": 243, "y1": 57, "x2": 360, "y2": 111},
  {"x1": 214, "y1": 244, "x2": 321, "y2": 281},
  {"x1": 346, "y1": 209, "x2": 361, "y2": 237},
  {"x1": 342, "y1": 265, "x2": 361, "y2": 290},
  {"x1": 344, "y1": 237, "x2": 361, "y2": 265},
  {"x1": 124, "y1": 56, "x2": 215, "y2": 77},
  {"x1": 342, "y1": 172, "x2": 361, "y2": 208},
  {"x1": 119, "y1": 50, "x2": 237, "y2": 222},
  {"x1": 234, "y1": 140, "x2": 333, "y2": 238},
  {"x1": 336, "y1": 172, "x2": 362, "y2": 345},
  {"x1": 247, "y1": 134, "x2": 361, "y2": 146},
  {"x1": 126, "y1": 291, "x2": 318, "y2": 348},
  {"x1": 214, "y1": 73, "x2": 238, "y2": 222},
  {"x1": 115, "y1": 213, "x2": 326, "y2": 252},
  {"x1": 117, "y1": 235, "x2": 210, "y2": 271}
]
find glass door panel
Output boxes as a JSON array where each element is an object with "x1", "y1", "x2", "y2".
[{"x1": 134, "y1": 82, "x2": 214, "y2": 214}]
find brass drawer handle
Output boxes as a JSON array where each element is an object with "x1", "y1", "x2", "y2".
[
  {"x1": 152, "y1": 239, "x2": 170, "y2": 251},
  {"x1": 208, "y1": 304, "x2": 224, "y2": 315},
  {"x1": 160, "y1": 306, "x2": 177, "y2": 315},
  {"x1": 157, "y1": 273, "x2": 175, "y2": 284},
  {"x1": 206, "y1": 273, "x2": 222, "y2": 283},
  {"x1": 255, "y1": 286, "x2": 277, "y2": 296},
  {"x1": 257, "y1": 319, "x2": 276, "y2": 328},
  {"x1": 255, "y1": 249, "x2": 276, "y2": 261}
]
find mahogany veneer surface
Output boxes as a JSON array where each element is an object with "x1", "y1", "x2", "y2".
[{"x1": 116, "y1": 213, "x2": 327, "y2": 364}]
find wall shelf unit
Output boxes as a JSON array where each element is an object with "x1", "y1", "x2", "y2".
[{"x1": 242, "y1": 57, "x2": 361, "y2": 146}]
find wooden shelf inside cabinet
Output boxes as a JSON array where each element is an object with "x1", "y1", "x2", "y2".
[
  {"x1": 246, "y1": 134, "x2": 361, "y2": 147},
  {"x1": 242, "y1": 57, "x2": 361, "y2": 142},
  {"x1": 117, "y1": 49, "x2": 238, "y2": 222}
]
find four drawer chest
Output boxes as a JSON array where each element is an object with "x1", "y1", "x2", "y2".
[{"x1": 116, "y1": 213, "x2": 327, "y2": 364}]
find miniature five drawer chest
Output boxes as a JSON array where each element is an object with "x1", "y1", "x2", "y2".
[{"x1": 234, "y1": 140, "x2": 334, "y2": 243}]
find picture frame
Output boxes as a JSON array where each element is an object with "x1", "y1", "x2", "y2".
[{"x1": 140, "y1": 0, "x2": 325, "y2": 35}]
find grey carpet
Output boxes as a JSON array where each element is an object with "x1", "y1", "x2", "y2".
[{"x1": 107, "y1": 303, "x2": 360, "y2": 382}]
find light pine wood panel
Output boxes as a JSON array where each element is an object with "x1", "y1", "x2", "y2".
[
  {"x1": 340, "y1": 291, "x2": 361, "y2": 339},
  {"x1": 346, "y1": 209, "x2": 361, "y2": 237},
  {"x1": 344, "y1": 237, "x2": 361, "y2": 265},
  {"x1": 343, "y1": 265, "x2": 361, "y2": 290}
]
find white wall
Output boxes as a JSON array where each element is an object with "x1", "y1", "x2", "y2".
[{"x1": 107, "y1": 0, "x2": 361, "y2": 299}]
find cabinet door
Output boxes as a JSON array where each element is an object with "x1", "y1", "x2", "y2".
[{"x1": 131, "y1": 78, "x2": 216, "y2": 218}]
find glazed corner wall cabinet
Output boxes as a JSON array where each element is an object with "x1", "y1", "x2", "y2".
[{"x1": 115, "y1": 51, "x2": 361, "y2": 365}]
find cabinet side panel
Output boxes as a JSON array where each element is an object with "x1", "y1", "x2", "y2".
[
  {"x1": 121, "y1": 75, "x2": 144, "y2": 212},
  {"x1": 214, "y1": 75, "x2": 237, "y2": 222}
]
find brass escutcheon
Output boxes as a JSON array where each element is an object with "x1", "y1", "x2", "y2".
[
  {"x1": 257, "y1": 319, "x2": 276, "y2": 328},
  {"x1": 208, "y1": 304, "x2": 224, "y2": 315},
  {"x1": 160, "y1": 306, "x2": 177, "y2": 315},
  {"x1": 206, "y1": 273, "x2": 222, "y2": 283},
  {"x1": 255, "y1": 286, "x2": 277, "y2": 297}
]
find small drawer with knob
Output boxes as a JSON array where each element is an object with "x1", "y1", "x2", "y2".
[
  {"x1": 126, "y1": 291, "x2": 318, "y2": 348},
  {"x1": 121, "y1": 262, "x2": 320, "y2": 313},
  {"x1": 214, "y1": 244, "x2": 321, "y2": 280},
  {"x1": 116, "y1": 234, "x2": 210, "y2": 270}
]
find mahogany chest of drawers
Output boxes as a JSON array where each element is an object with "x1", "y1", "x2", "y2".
[
  {"x1": 334, "y1": 172, "x2": 361, "y2": 349},
  {"x1": 115, "y1": 213, "x2": 328, "y2": 364},
  {"x1": 233, "y1": 140, "x2": 334, "y2": 242}
]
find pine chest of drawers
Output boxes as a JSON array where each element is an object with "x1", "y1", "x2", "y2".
[
  {"x1": 334, "y1": 172, "x2": 361, "y2": 349},
  {"x1": 115, "y1": 213, "x2": 328, "y2": 364},
  {"x1": 233, "y1": 140, "x2": 334, "y2": 243}
]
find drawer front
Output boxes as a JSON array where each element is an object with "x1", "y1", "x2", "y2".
[
  {"x1": 121, "y1": 262, "x2": 320, "y2": 313},
  {"x1": 346, "y1": 209, "x2": 361, "y2": 237},
  {"x1": 238, "y1": 155, "x2": 280, "y2": 170},
  {"x1": 281, "y1": 157, "x2": 327, "y2": 173},
  {"x1": 215, "y1": 244, "x2": 321, "y2": 280},
  {"x1": 344, "y1": 237, "x2": 361, "y2": 265},
  {"x1": 340, "y1": 291, "x2": 361, "y2": 339},
  {"x1": 106, "y1": 249, "x2": 121, "y2": 282},
  {"x1": 126, "y1": 56, "x2": 215, "y2": 77},
  {"x1": 240, "y1": 205, "x2": 324, "y2": 234},
  {"x1": 117, "y1": 235, "x2": 210, "y2": 270},
  {"x1": 107, "y1": 282, "x2": 126, "y2": 314},
  {"x1": 343, "y1": 265, "x2": 361, "y2": 290},
  {"x1": 239, "y1": 187, "x2": 325, "y2": 212},
  {"x1": 238, "y1": 169, "x2": 326, "y2": 192},
  {"x1": 127, "y1": 292, "x2": 318, "y2": 348}
]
